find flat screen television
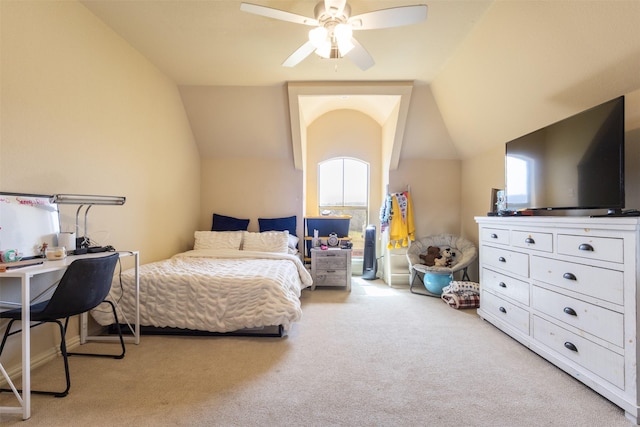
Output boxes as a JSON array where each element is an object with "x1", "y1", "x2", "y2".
[{"x1": 505, "y1": 96, "x2": 625, "y2": 214}]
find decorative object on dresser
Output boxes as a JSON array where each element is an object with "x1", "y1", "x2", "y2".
[
  {"x1": 310, "y1": 248, "x2": 352, "y2": 291},
  {"x1": 475, "y1": 216, "x2": 640, "y2": 423},
  {"x1": 405, "y1": 234, "x2": 477, "y2": 297}
]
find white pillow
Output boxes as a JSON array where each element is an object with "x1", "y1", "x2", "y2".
[
  {"x1": 288, "y1": 234, "x2": 299, "y2": 250},
  {"x1": 194, "y1": 231, "x2": 243, "y2": 250},
  {"x1": 243, "y1": 231, "x2": 289, "y2": 253}
]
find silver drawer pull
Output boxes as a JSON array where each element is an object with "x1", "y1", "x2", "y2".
[
  {"x1": 490, "y1": 233, "x2": 498, "y2": 239},
  {"x1": 525, "y1": 237, "x2": 535, "y2": 244},
  {"x1": 563, "y1": 272, "x2": 577, "y2": 281},
  {"x1": 563, "y1": 307, "x2": 577, "y2": 316},
  {"x1": 578, "y1": 243, "x2": 594, "y2": 252},
  {"x1": 326, "y1": 270, "x2": 336, "y2": 273},
  {"x1": 498, "y1": 256, "x2": 506, "y2": 262},
  {"x1": 564, "y1": 342, "x2": 578, "y2": 352},
  {"x1": 499, "y1": 306, "x2": 507, "y2": 313},
  {"x1": 499, "y1": 282, "x2": 507, "y2": 288}
]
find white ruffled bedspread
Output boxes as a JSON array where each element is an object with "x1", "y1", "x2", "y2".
[{"x1": 91, "y1": 249, "x2": 313, "y2": 333}]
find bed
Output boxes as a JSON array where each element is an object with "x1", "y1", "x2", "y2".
[{"x1": 91, "y1": 228, "x2": 313, "y2": 336}]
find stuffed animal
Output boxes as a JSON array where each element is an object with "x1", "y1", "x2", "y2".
[
  {"x1": 419, "y1": 246, "x2": 441, "y2": 267},
  {"x1": 439, "y1": 247, "x2": 455, "y2": 267},
  {"x1": 434, "y1": 253, "x2": 449, "y2": 267}
]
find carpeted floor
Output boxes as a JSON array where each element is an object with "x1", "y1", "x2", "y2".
[{"x1": 0, "y1": 277, "x2": 631, "y2": 426}]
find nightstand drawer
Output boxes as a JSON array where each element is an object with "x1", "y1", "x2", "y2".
[
  {"x1": 314, "y1": 252, "x2": 348, "y2": 269},
  {"x1": 314, "y1": 270, "x2": 349, "y2": 286}
]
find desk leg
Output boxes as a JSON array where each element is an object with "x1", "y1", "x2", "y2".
[
  {"x1": 21, "y1": 274, "x2": 31, "y2": 420},
  {"x1": 80, "y1": 251, "x2": 140, "y2": 345},
  {"x1": 134, "y1": 252, "x2": 140, "y2": 345}
]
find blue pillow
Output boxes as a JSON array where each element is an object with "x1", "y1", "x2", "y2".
[
  {"x1": 258, "y1": 215, "x2": 297, "y2": 236},
  {"x1": 211, "y1": 213, "x2": 250, "y2": 231}
]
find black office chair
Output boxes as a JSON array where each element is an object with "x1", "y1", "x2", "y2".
[{"x1": 0, "y1": 253, "x2": 125, "y2": 397}]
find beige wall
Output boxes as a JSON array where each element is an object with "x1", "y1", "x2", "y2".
[
  {"x1": 1, "y1": 1, "x2": 199, "y2": 367},
  {"x1": 200, "y1": 157, "x2": 303, "y2": 235},
  {"x1": 389, "y1": 158, "x2": 462, "y2": 239}
]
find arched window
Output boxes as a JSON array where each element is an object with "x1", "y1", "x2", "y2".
[{"x1": 318, "y1": 158, "x2": 369, "y2": 255}]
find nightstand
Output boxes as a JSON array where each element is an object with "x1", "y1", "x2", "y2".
[{"x1": 310, "y1": 248, "x2": 352, "y2": 291}]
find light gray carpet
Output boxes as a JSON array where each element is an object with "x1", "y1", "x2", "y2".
[{"x1": 0, "y1": 278, "x2": 631, "y2": 426}]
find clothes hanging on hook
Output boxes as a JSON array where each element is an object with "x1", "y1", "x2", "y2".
[
  {"x1": 380, "y1": 191, "x2": 415, "y2": 248},
  {"x1": 379, "y1": 194, "x2": 393, "y2": 232}
]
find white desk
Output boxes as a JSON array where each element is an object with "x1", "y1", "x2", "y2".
[{"x1": 0, "y1": 250, "x2": 139, "y2": 420}]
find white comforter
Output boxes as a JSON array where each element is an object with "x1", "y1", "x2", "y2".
[{"x1": 91, "y1": 249, "x2": 313, "y2": 333}]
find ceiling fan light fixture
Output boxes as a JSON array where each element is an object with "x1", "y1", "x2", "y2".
[
  {"x1": 334, "y1": 23, "x2": 354, "y2": 55},
  {"x1": 240, "y1": 1, "x2": 428, "y2": 70},
  {"x1": 315, "y1": 40, "x2": 332, "y2": 58},
  {"x1": 308, "y1": 26, "x2": 328, "y2": 48}
]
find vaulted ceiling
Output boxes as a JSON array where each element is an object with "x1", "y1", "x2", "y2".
[{"x1": 81, "y1": 0, "x2": 640, "y2": 160}]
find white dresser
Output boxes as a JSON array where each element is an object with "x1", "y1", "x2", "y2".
[
  {"x1": 475, "y1": 216, "x2": 640, "y2": 423},
  {"x1": 311, "y1": 248, "x2": 352, "y2": 291}
]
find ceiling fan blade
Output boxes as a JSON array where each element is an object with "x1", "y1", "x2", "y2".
[
  {"x1": 240, "y1": 2, "x2": 318, "y2": 26},
  {"x1": 349, "y1": 5, "x2": 428, "y2": 30},
  {"x1": 282, "y1": 41, "x2": 316, "y2": 67},
  {"x1": 345, "y1": 38, "x2": 374, "y2": 71}
]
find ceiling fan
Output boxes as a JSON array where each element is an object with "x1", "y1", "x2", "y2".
[{"x1": 240, "y1": 0, "x2": 428, "y2": 71}]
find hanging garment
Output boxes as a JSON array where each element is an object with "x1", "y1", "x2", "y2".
[
  {"x1": 379, "y1": 194, "x2": 392, "y2": 233},
  {"x1": 387, "y1": 191, "x2": 415, "y2": 248}
]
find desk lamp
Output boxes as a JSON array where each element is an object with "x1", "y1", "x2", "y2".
[{"x1": 50, "y1": 194, "x2": 125, "y2": 254}]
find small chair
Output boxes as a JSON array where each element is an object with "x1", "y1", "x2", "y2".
[
  {"x1": 406, "y1": 234, "x2": 477, "y2": 297},
  {"x1": 0, "y1": 253, "x2": 125, "y2": 397}
]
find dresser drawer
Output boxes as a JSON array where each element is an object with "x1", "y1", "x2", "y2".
[
  {"x1": 314, "y1": 270, "x2": 348, "y2": 286},
  {"x1": 481, "y1": 227, "x2": 510, "y2": 245},
  {"x1": 511, "y1": 230, "x2": 553, "y2": 253},
  {"x1": 531, "y1": 256, "x2": 623, "y2": 305},
  {"x1": 532, "y1": 286, "x2": 623, "y2": 347},
  {"x1": 481, "y1": 245, "x2": 529, "y2": 278},
  {"x1": 481, "y1": 268, "x2": 529, "y2": 305},
  {"x1": 533, "y1": 316, "x2": 624, "y2": 389},
  {"x1": 481, "y1": 290, "x2": 529, "y2": 335},
  {"x1": 557, "y1": 234, "x2": 623, "y2": 264}
]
